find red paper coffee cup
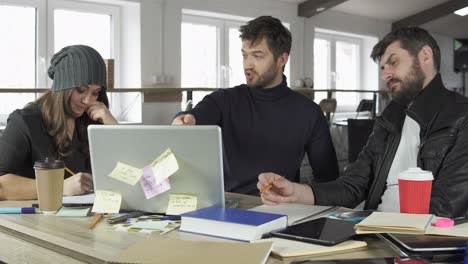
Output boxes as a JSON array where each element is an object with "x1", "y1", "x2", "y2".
[{"x1": 398, "y1": 167, "x2": 433, "y2": 214}]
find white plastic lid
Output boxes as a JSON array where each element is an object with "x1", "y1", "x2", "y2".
[{"x1": 398, "y1": 167, "x2": 434, "y2": 181}]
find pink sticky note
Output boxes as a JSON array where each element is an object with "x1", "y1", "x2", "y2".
[{"x1": 140, "y1": 166, "x2": 171, "y2": 199}]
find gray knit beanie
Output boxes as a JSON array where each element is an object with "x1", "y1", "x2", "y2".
[{"x1": 48, "y1": 45, "x2": 107, "y2": 92}]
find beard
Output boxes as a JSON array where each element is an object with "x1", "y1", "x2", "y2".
[
  {"x1": 246, "y1": 62, "x2": 278, "y2": 88},
  {"x1": 389, "y1": 59, "x2": 425, "y2": 107}
]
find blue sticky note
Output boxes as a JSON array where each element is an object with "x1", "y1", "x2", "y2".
[{"x1": 56, "y1": 206, "x2": 91, "y2": 217}]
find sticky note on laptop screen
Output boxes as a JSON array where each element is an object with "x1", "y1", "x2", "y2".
[
  {"x1": 108, "y1": 161, "x2": 143, "y2": 185},
  {"x1": 165, "y1": 194, "x2": 197, "y2": 215},
  {"x1": 149, "y1": 148, "x2": 179, "y2": 184},
  {"x1": 92, "y1": 190, "x2": 122, "y2": 214},
  {"x1": 140, "y1": 166, "x2": 171, "y2": 199}
]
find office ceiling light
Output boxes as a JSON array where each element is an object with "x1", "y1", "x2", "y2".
[
  {"x1": 454, "y1": 6, "x2": 468, "y2": 16},
  {"x1": 316, "y1": 7, "x2": 325, "y2": 12}
]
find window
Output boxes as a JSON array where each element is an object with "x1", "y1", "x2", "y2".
[
  {"x1": 314, "y1": 29, "x2": 377, "y2": 112},
  {"x1": 181, "y1": 10, "x2": 290, "y2": 106},
  {"x1": 0, "y1": 1, "x2": 39, "y2": 115}
]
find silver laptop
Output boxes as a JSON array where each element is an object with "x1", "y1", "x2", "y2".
[{"x1": 88, "y1": 125, "x2": 225, "y2": 213}]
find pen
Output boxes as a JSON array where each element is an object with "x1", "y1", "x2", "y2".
[
  {"x1": 453, "y1": 217, "x2": 468, "y2": 225},
  {"x1": 126, "y1": 215, "x2": 182, "y2": 223},
  {"x1": 160, "y1": 215, "x2": 181, "y2": 221},
  {"x1": 107, "y1": 211, "x2": 146, "y2": 224},
  {"x1": 89, "y1": 214, "x2": 104, "y2": 229},
  {"x1": 260, "y1": 176, "x2": 284, "y2": 194},
  {"x1": 0, "y1": 207, "x2": 36, "y2": 214}
]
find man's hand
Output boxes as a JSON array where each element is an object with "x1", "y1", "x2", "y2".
[
  {"x1": 87, "y1": 102, "x2": 118, "y2": 124},
  {"x1": 257, "y1": 172, "x2": 315, "y2": 205},
  {"x1": 172, "y1": 114, "x2": 196, "y2": 125},
  {"x1": 63, "y1": 172, "x2": 94, "y2": 196}
]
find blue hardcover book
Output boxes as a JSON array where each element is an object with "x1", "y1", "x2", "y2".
[{"x1": 179, "y1": 206, "x2": 288, "y2": 242}]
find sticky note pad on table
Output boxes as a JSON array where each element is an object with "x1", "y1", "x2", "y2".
[
  {"x1": 165, "y1": 194, "x2": 197, "y2": 215},
  {"x1": 108, "y1": 161, "x2": 143, "y2": 185},
  {"x1": 149, "y1": 148, "x2": 179, "y2": 184},
  {"x1": 56, "y1": 206, "x2": 91, "y2": 217},
  {"x1": 140, "y1": 166, "x2": 171, "y2": 199},
  {"x1": 92, "y1": 190, "x2": 122, "y2": 214}
]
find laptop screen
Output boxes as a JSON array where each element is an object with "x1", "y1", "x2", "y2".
[{"x1": 88, "y1": 125, "x2": 225, "y2": 213}]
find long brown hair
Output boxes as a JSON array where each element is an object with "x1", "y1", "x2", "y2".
[{"x1": 33, "y1": 88, "x2": 109, "y2": 160}]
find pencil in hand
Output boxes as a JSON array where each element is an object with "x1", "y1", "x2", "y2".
[
  {"x1": 89, "y1": 214, "x2": 104, "y2": 229},
  {"x1": 65, "y1": 167, "x2": 75, "y2": 176},
  {"x1": 260, "y1": 176, "x2": 284, "y2": 194}
]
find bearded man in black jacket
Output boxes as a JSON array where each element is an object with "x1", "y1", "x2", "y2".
[{"x1": 258, "y1": 27, "x2": 468, "y2": 218}]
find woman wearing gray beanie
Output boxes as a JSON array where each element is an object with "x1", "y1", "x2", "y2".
[{"x1": 0, "y1": 45, "x2": 117, "y2": 200}]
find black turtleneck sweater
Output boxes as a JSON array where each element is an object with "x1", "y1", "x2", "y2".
[{"x1": 184, "y1": 78, "x2": 339, "y2": 195}]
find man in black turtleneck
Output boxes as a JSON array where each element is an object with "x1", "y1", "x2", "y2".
[
  {"x1": 172, "y1": 16, "x2": 339, "y2": 195},
  {"x1": 259, "y1": 27, "x2": 468, "y2": 218}
]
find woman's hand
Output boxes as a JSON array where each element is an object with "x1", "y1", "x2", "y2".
[
  {"x1": 87, "y1": 102, "x2": 118, "y2": 124},
  {"x1": 63, "y1": 172, "x2": 94, "y2": 196}
]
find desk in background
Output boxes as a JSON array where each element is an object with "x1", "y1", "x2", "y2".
[{"x1": 0, "y1": 193, "x2": 396, "y2": 264}]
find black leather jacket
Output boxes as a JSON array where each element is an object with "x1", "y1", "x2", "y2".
[{"x1": 313, "y1": 74, "x2": 468, "y2": 217}]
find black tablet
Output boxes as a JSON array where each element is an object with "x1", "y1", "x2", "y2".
[
  {"x1": 270, "y1": 217, "x2": 356, "y2": 246},
  {"x1": 386, "y1": 233, "x2": 467, "y2": 252}
]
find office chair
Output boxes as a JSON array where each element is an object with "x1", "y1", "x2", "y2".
[
  {"x1": 347, "y1": 118, "x2": 375, "y2": 163},
  {"x1": 319, "y1": 98, "x2": 337, "y2": 125},
  {"x1": 355, "y1": 99, "x2": 375, "y2": 119}
]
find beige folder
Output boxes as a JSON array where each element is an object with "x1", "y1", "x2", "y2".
[{"x1": 110, "y1": 238, "x2": 273, "y2": 264}]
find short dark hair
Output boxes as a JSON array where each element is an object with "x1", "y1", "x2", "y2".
[
  {"x1": 371, "y1": 27, "x2": 440, "y2": 72},
  {"x1": 239, "y1": 16, "x2": 292, "y2": 60}
]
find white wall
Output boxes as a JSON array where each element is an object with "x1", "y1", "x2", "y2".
[{"x1": 431, "y1": 33, "x2": 464, "y2": 92}]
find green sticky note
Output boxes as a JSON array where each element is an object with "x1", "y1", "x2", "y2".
[{"x1": 56, "y1": 206, "x2": 91, "y2": 217}]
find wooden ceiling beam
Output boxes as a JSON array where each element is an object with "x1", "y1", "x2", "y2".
[
  {"x1": 393, "y1": 0, "x2": 468, "y2": 30},
  {"x1": 298, "y1": 0, "x2": 348, "y2": 18}
]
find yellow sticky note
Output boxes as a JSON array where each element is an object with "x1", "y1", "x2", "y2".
[
  {"x1": 108, "y1": 161, "x2": 143, "y2": 185},
  {"x1": 92, "y1": 190, "x2": 122, "y2": 214},
  {"x1": 150, "y1": 149, "x2": 179, "y2": 184},
  {"x1": 165, "y1": 194, "x2": 197, "y2": 215}
]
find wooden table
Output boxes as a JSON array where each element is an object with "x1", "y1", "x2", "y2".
[{"x1": 0, "y1": 193, "x2": 396, "y2": 264}]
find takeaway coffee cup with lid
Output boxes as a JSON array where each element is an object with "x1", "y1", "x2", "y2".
[
  {"x1": 398, "y1": 167, "x2": 434, "y2": 214},
  {"x1": 34, "y1": 158, "x2": 65, "y2": 214}
]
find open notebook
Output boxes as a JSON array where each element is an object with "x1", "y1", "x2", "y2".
[{"x1": 355, "y1": 212, "x2": 468, "y2": 237}]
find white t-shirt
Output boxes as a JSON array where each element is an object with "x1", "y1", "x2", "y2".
[{"x1": 377, "y1": 115, "x2": 420, "y2": 212}]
